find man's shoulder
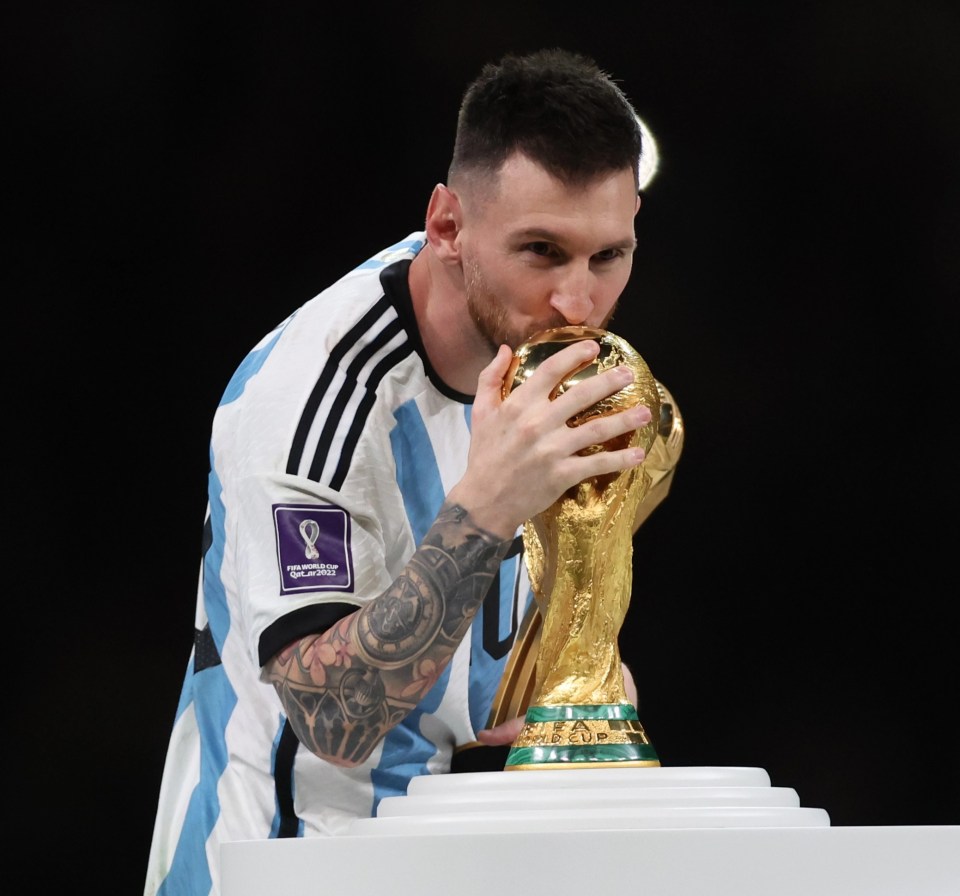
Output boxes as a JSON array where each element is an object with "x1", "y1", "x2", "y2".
[
  {"x1": 346, "y1": 232, "x2": 426, "y2": 275},
  {"x1": 216, "y1": 233, "x2": 429, "y2": 414},
  {"x1": 294, "y1": 232, "x2": 425, "y2": 328}
]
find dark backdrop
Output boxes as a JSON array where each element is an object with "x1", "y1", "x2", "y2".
[{"x1": 9, "y1": 2, "x2": 958, "y2": 890}]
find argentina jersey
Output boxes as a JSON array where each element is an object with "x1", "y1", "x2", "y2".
[
  {"x1": 146, "y1": 232, "x2": 534, "y2": 896},
  {"x1": 283, "y1": 251, "x2": 531, "y2": 808}
]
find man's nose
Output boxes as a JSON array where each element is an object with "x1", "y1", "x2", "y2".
[{"x1": 549, "y1": 268, "x2": 595, "y2": 325}]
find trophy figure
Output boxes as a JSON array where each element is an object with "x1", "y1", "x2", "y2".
[{"x1": 498, "y1": 325, "x2": 680, "y2": 770}]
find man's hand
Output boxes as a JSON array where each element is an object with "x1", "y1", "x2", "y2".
[
  {"x1": 449, "y1": 340, "x2": 652, "y2": 540},
  {"x1": 476, "y1": 716, "x2": 525, "y2": 747}
]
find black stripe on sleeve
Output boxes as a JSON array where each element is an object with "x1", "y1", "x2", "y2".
[
  {"x1": 258, "y1": 601, "x2": 359, "y2": 667},
  {"x1": 286, "y1": 294, "x2": 394, "y2": 475},
  {"x1": 327, "y1": 341, "x2": 415, "y2": 491},
  {"x1": 306, "y1": 315, "x2": 407, "y2": 482}
]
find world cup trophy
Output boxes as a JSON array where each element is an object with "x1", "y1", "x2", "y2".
[{"x1": 496, "y1": 325, "x2": 681, "y2": 770}]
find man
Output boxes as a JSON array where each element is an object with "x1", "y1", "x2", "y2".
[{"x1": 146, "y1": 47, "x2": 659, "y2": 895}]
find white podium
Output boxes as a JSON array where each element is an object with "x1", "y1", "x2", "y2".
[{"x1": 221, "y1": 767, "x2": 959, "y2": 895}]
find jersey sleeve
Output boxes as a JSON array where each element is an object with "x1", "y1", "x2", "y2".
[{"x1": 225, "y1": 468, "x2": 400, "y2": 668}]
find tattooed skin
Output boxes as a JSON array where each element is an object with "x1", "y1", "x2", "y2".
[{"x1": 265, "y1": 502, "x2": 510, "y2": 766}]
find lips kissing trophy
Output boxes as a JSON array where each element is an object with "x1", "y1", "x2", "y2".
[{"x1": 497, "y1": 325, "x2": 681, "y2": 770}]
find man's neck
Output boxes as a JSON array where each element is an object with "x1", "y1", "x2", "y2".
[{"x1": 408, "y1": 248, "x2": 493, "y2": 396}]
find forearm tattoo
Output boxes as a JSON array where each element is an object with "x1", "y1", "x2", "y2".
[{"x1": 268, "y1": 502, "x2": 510, "y2": 764}]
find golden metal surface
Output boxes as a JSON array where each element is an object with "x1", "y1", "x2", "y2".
[
  {"x1": 502, "y1": 326, "x2": 662, "y2": 708},
  {"x1": 503, "y1": 760, "x2": 660, "y2": 770},
  {"x1": 457, "y1": 327, "x2": 684, "y2": 771},
  {"x1": 510, "y1": 717, "x2": 653, "y2": 747}
]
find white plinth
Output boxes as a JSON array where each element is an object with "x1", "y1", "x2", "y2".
[{"x1": 221, "y1": 767, "x2": 959, "y2": 896}]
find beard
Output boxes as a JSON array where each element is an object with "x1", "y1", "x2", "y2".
[{"x1": 463, "y1": 257, "x2": 569, "y2": 352}]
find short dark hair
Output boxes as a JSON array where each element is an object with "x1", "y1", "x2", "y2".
[{"x1": 448, "y1": 48, "x2": 642, "y2": 192}]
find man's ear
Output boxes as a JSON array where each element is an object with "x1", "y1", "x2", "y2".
[{"x1": 424, "y1": 184, "x2": 463, "y2": 262}]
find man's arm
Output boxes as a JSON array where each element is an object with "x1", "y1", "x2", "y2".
[
  {"x1": 264, "y1": 340, "x2": 650, "y2": 766},
  {"x1": 263, "y1": 502, "x2": 509, "y2": 766}
]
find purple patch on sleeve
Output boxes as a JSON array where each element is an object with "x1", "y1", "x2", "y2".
[{"x1": 273, "y1": 503, "x2": 354, "y2": 594}]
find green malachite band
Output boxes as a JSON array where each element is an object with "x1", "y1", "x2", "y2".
[
  {"x1": 524, "y1": 703, "x2": 639, "y2": 722},
  {"x1": 505, "y1": 743, "x2": 660, "y2": 765}
]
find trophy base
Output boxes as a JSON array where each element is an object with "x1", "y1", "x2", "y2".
[{"x1": 504, "y1": 702, "x2": 660, "y2": 770}]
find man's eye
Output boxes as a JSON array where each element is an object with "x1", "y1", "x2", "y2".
[
  {"x1": 595, "y1": 248, "x2": 624, "y2": 262},
  {"x1": 526, "y1": 242, "x2": 554, "y2": 257}
]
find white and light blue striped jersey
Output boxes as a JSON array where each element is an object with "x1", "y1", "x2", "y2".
[{"x1": 145, "y1": 233, "x2": 532, "y2": 896}]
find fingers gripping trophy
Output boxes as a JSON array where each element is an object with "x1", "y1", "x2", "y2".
[{"x1": 498, "y1": 325, "x2": 683, "y2": 770}]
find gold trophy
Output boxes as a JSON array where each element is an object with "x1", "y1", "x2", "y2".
[{"x1": 495, "y1": 325, "x2": 682, "y2": 770}]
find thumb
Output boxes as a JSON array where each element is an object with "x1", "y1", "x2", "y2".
[{"x1": 476, "y1": 715, "x2": 525, "y2": 746}]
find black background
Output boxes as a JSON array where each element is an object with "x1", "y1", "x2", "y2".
[{"x1": 9, "y1": 2, "x2": 959, "y2": 890}]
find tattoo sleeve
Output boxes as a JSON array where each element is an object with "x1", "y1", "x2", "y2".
[{"x1": 264, "y1": 502, "x2": 511, "y2": 765}]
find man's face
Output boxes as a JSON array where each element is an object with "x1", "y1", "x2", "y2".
[{"x1": 457, "y1": 153, "x2": 640, "y2": 352}]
